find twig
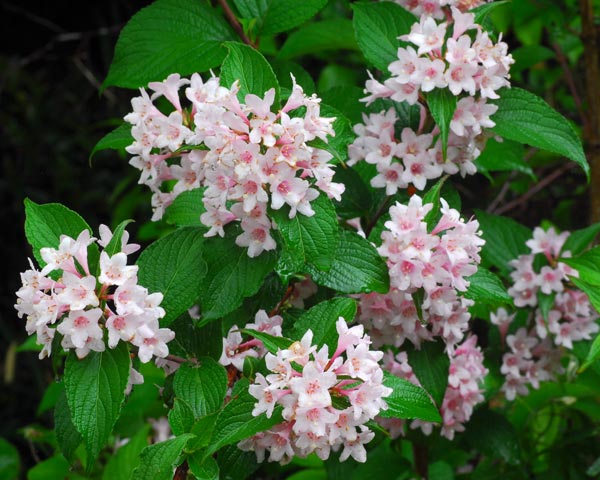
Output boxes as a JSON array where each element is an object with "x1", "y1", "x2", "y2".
[
  {"x1": 364, "y1": 196, "x2": 393, "y2": 238},
  {"x1": 551, "y1": 42, "x2": 585, "y2": 122},
  {"x1": 487, "y1": 172, "x2": 517, "y2": 213},
  {"x1": 494, "y1": 163, "x2": 575, "y2": 216},
  {"x1": 165, "y1": 354, "x2": 189, "y2": 364},
  {"x1": 269, "y1": 284, "x2": 295, "y2": 316},
  {"x1": 217, "y1": 0, "x2": 256, "y2": 48}
]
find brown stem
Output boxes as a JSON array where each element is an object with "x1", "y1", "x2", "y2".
[
  {"x1": 269, "y1": 284, "x2": 295, "y2": 316},
  {"x1": 173, "y1": 461, "x2": 189, "y2": 480},
  {"x1": 217, "y1": 0, "x2": 256, "y2": 48},
  {"x1": 551, "y1": 42, "x2": 585, "y2": 120},
  {"x1": 412, "y1": 443, "x2": 429, "y2": 479},
  {"x1": 580, "y1": 0, "x2": 600, "y2": 222},
  {"x1": 165, "y1": 354, "x2": 189, "y2": 364}
]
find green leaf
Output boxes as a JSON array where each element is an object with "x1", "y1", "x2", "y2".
[
  {"x1": 422, "y1": 176, "x2": 449, "y2": 231},
  {"x1": 189, "y1": 454, "x2": 219, "y2": 480},
  {"x1": 169, "y1": 398, "x2": 196, "y2": 436},
  {"x1": 0, "y1": 438, "x2": 20, "y2": 480},
  {"x1": 571, "y1": 277, "x2": 600, "y2": 314},
  {"x1": 378, "y1": 373, "x2": 442, "y2": 423},
  {"x1": 270, "y1": 59, "x2": 316, "y2": 95},
  {"x1": 189, "y1": 412, "x2": 220, "y2": 451},
  {"x1": 24, "y1": 199, "x2": 95, "y2": 269},
  {"x1": 562, "y1": 223, "x2": 600, "y2": 255},
  {"x1": 131, "y1": 434, "x2": 195, "y2": 480},
  {"x1": 291, "y1": 297, "x2": 357, "y2": 350},
  {"x1": 427, "y1": 89, "x2": 457, "y2": 160},
  {"x1": 351, "y1": 2, "x2": 417, "y2": 72},
  {"x1": 169, "y1": 314, "x2": 223, "y2": 361},
  {"x1": 320, "y1": 86, "x2": 365, "y2": 126},
  {"x1": 64, "y1": 343, "x2": 131, "y2": 465},
  {"x1": 216, "y1": 444, "x2": 259, "y2": 480},
  {"x1": 173, "y1": 359, "x2": 228, "y2": 419},
  {"x1": 102, "y1": 425, "x2": 150, "y2": 480},
  {"x1": 407, "y1": 341, "x2": 450, "y2": 409},
  {"x1": 331, "y1": 166, "x2": 373, "y2": 219},
  {"x1": 463, "y1": 267, "x2": 512, "y2": 306},
  {"x1": 491, "y1": 87, "x2": 589, "y2": 179},
  {"x1": 475, "y1": 210, "x2": 531, "y2": 277},
  {"x1": 271, "y1": 194, "x2": 339, "y2": 271},
  {"x1": 103, "y1": 0, "x2": 236, "y2": 89},
  {"x1": 235, "y1": 0, "x2": 328, "y2": 36},
  {"x1": 463, "y1": 408, "x2": 520, "y2": 465},
  {"x1": 561, "y1": 247, "x2": 600, "y2": 286},
  {"x1": 308, "y1": 104, "x2": 355, "y2": 164},
  {"x1": 137, "y1": 227, "x2": 207, "y2": 326},
  {"x1": 54, "y1": 388, "x2": 82, "y2": 462},
  {"x1": 164, "y1": 189, "x2": 206, "y2": 227},
  {"x1": 577, "y1": 331, "x2": 600, "y2": 372},
  {"x1": 537, "y1": 291, "x2": 555, "y2": 321},
  {"x1": 278, "y1": 19, "x2": 358, "y2": 60},
  {"x1": 471, "y1": 1, "x2": 510, "y2": 24},
  {"x1": 475, "y1": 138, "x2": 534, "y2": 178},
  {"x1": 221, "y1": 42, "x2": 280, "y2": 106},
  {"x1": 199, "y1": 233, "x2": 277, "y2": 320},
  {"x1": 307, "y1": 230, "x2": 390, "y2": 294},
  {"x1": 242, "y1": 329, "x2": 294, "y2": 354},
  {"x1": 206, "y1": 379, "x2": 284, "y2": 455},
  {"x1": 103, "y1": 219, "x2": 134, "y2": 258},
  {"x1": 90, "y1": 123, "x2": 132, "y2": 161},
  {"x1": 27, "y1": 455, "x2": 86, "y2": 480}
]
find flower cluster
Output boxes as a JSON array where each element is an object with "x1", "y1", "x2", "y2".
[
  {"x1": 14, "y1": 226, "x2": 174, "y2": 362},
  {"x1": 350, "y1": 7, "x2": 513, "y2": 190},
  {"x1": 124, "y1": 73, "x2": 343, "y2": 257},
  {"x1": 494, "y1": 227, "x2": 598, "y2": 399},
  {"x1": 357, "y1": 194, "x2": 484, "y2": 350},
  {"x1": 219, "y1": 309, "x2": 283, "y2": 370},
  {"x1": 380, "y1": 335, "x2": 487, "y2": 440},
  {"x1": 240, "y1": 319, "x2": 392, "y2": 464},
  {"x1": 392, "y1": 0, "x2": 491, "y2": 20}
]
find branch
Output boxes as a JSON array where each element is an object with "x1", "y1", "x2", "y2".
[{"x1": 217, "y1": 0, "x2": 256, "y2": 48}]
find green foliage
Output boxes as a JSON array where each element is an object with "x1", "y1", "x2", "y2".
[
  {"x1": 173, "y1": 359, "x2": 228, "y2": 419},
  {"x1": 379, "y1": 373, "x2": 442, "y2": 423},
  {"x1": 89, "y1": 123, "x2": 132, "y2": 161},
  {"x1": 131, "y1": 434, "x2": 195, "y2": 480},
  {"x1": 407, "y1": 341, "x2": 450, "y2": 409},
  {"x1": 427, "y1": 89, "x2": 457, "y2": 160}
]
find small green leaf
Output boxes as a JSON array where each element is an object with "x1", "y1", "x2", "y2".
[
  {"x1": 221, "y1": 42, "x2": 280, "y2": 105},
  {"x1": 103, "y1": 219, "x2": 134, "y2": 258},
  {"x1": 235, "y1": 0, "x2": 327, "y2": 36},
  {"x1": 537, "y1": 291, "x2": 556, "y2": 321},
  {"x1": 271, "y1": 194, "x2": 339, "y2": 271},
  {"x1": 463, "y1": 267, "x2": 512, "y2": 306},
  {"x1": 561, "y1": 247, "x2": 600, "y2": 286},
  {"x1": 24, "y1": 199, "x2": 95, "y2": 269},
  {"x1": 164, "y1": 189, "x2": 206, "y2": 227},
  {"x1": 562, "y1": 223, "x2": 600, "y2": 255},
  {"x1": 137, "y1": 227, "x2": 207, "y2": 326},
  {"x1": 189, "y1": 454, "x2": 219, "y2": 480},
  {"x1": 103, "y1": 0, "x2": 236, "y2": 89},
  {"x1": 427, "y1": 89, "x2": 457, "y2": 160},
  {"x1": 422, "y1": 176, "x2": 449, "y2": 231},
  {"x1": 169, "y1": 398, "x2": 196, "y2": 435},
  {"x1": 90, "y1": 123, "x2": 132, "y2": 161},
  {"x1": 173, "y1": 359, "x2": 228, "y2": 419},
  {"x1": 475, "y1": 210, "x2": 531, "y2": 277},
  {"x1": 407, "y1": 341, "x2": 450, "y2": 409},
  {"x1": 307, "y1": 230, "x2": 390, "y2": 294},
  {"x1": 206, "y1": 379, "x2": 283, "y2": 455},
  {"x1": 291, "y1": 297, "x2": 357, "y2": 350},
  {"x1": 102, "y1": 425, "x2": 150, "y2": 480},
  {"x1": 278, "y1": 19, "x2": 358, "y2": 60},
  {"x1": 131, "y1": 434, "x2": 195, "y2": 480},
  {"x1": 471, "y1": 1, "x2": 510, "y2": 24},
  {"x1": 0, "y1": 438, "x2": 20, "y2": 480},
  {"x1": 579, "y1": 334, "x2": 600, "y2": 373},
  {"x1": 378, "y1": 373, "x2": 442, "y2": 423},
  {"x1": 351, "y1": 2, "x2": 417, "y2": 72},
  {"x1": 64, "y1": 343, "x2": 131, "y2": 466},
  {"x1": 491, "y1": 87, "x2": 589, "y2": 179},
  {"x1": 27, "y1": 455, "x2": 85, "y2": 480},
  {"x1": 242, "y1": 329, "x2": 294, "y2": 354},
  {"x1": 199, "y1": 233, "x2": 277, "y2": 320}
]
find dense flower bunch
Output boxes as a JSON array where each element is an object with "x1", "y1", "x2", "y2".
[
  {"x1": 124, "y1": 73, "x2": 343, "y2": 257},
  {"x1": 380, "y1": 335, "x2": 487, "y2": 439},
  {"x1": 392, "y1": 0, "x2": 491, "y2": 19},
  {"x1": 240, "y1": 319, "x2": 392, "y2": 464},
  {"x1": 219, "y1": 309, "x2": 283, "y2": 370},
  {"x1": 349, "y1": 7, "x2": 513, "y2": 191},
  {"x1": 357, "y1": 194, "x2": 484, "y2": 350},
  {"x1": 494, "y1": 227, "x2": 598, "y2": 399},
  {"x1": 14, "y1": 226, "x2": 174, "y2": 362}
]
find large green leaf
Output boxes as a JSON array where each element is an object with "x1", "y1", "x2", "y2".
[
  {"x1": 205, "y1": 379, "x2": 283, "y2": 455},
  {"x1": 427, "y1": 89, "x2": 457, "y2": 160},
  {"x1": 221, "y1": 42, "x2": 280, "y2": 105},
  {"x1": 131, "y1": 434, "x2": 195, "y2": 480},
  {"x1": 199, "y1": 233, "x2": 277, "y2": 320},
  {"x1": 378, "y1": 373, "x2": 442, "y2": 423},
  {"x1": 560, "y1": 247, "x2": 600, "y2": 286},
  {"x1": 64, "y1": 343, "x2": 131, "y2": 465},
  {"x1": 291, "y1": 297, "x2": 358, "y2": 350},
  {"x1": 475, "y1": 210, "x2": 531, "y2": 277},
  {"x1": 474, "y1": 138, "x2": 533, "y2": 178},
  {"x1": 164, "y1": 188, "x2": 206, "y2": 227},
  {"x1": 562, "y1": 223, "x2": 600, "y2": 255},
  {"x1": 578, "y1": 334, "x2": 600, "y2": 373},
  {"x1": 234, "y1": 0, "x2": 328, "y2": 36},
  {"x1": 0, "y1": 438, "x2": 20, "y2": 480},
  {"x1": 491, "y1": 87, "x2": 589, "y2": 179},
  {"x1": 137, "y1": 227, "x2": 207, "y2": 326},
  {"x1": 271, "y1": 194, "x2": 339, "y2": 271},
  {"x1": 407, "y1": 342, "x2": 450, "y2": 409},
  {"x1": 463, "y1": 408, "x2": 520, "y2": 465},
  {"x1": 24, "y1": 199, "x2": 95, "y2": 269},
  {"x1": 351, "y1": 2, "x2": 417, "y2": 72},
  {"x1": 173, "y1": 359, "x2": 228, "y2": 419},
  {"x1": 278, "y1": 19, "x2": 358, "y2": 60},
  {"x1": 307, "y1": 230, "x2": 389, "y2": 294},
  {"x1": 102, "y1": 426, "x2": 149, "y2": 480},
  {"x1": 103, "y1": 0, "x2": 236, "y2": 89},
  {"x1": 54, "y1": 388, "x2": 82, "y2": 462},
  {"x1": 463, "y1": 267, "x2": 512, "y2": 306}
]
